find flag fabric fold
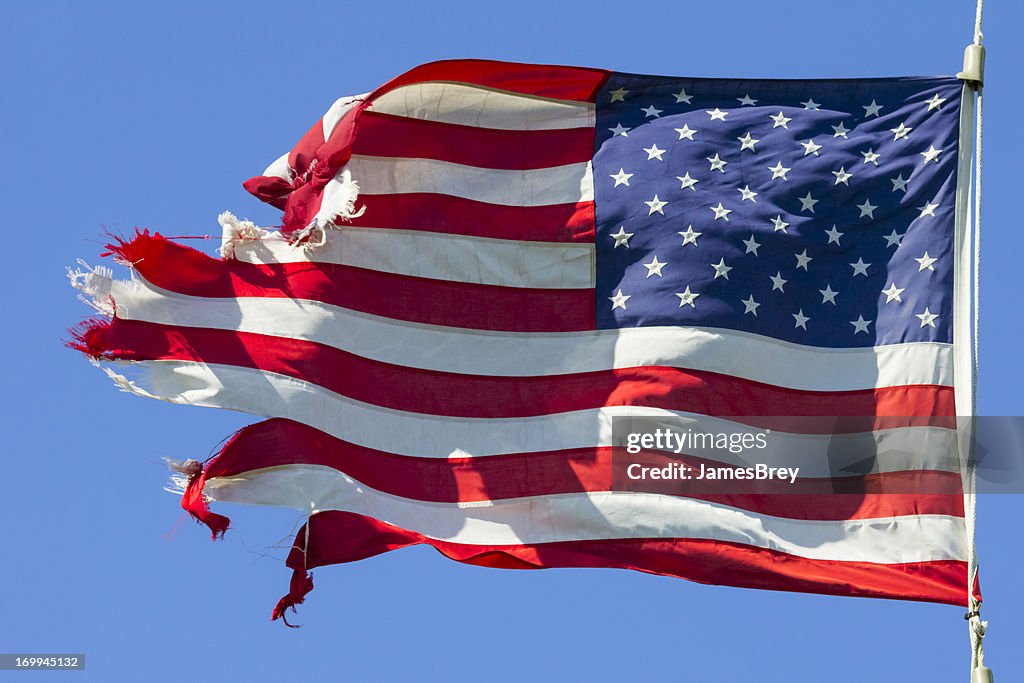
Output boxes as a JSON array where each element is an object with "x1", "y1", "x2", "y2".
[{"x1": 69, "y1": 58, "x2": 979, "y2": 621}]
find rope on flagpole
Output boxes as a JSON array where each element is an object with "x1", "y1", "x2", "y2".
[{"x1": 957, "y1": 0, "x2": 988, "y2": 680}]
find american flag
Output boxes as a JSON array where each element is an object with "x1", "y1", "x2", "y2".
[{"x1": 70, "y1": 59, "x2": 977, "y2": 620}]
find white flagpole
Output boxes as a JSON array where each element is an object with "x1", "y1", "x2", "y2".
[{"x1": 956, "y1": 0, "x2": 989, "y2": 680}]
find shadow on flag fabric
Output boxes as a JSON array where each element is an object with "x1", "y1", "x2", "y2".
[{"x1": 68, "y1": 59, "x2": 981, "y2": 623}]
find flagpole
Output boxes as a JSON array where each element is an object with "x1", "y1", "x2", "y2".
[{"x1": 956, "y1": 0, "x2": 989, "y2": 680}]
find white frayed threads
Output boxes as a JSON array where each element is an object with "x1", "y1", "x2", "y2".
[
  {"x1": 219, "y1": 211, "x2": 271, "y2": 259},
  {"x1": 100, "y1": 365, "x2": 176, "y2": 403},
  {"x1": 163, "y1": 457, "x2": 202, "y2": 496},
  {"x1": 324, "y1": 167, "x2": 366, "y2": 224},
  {"x1": 67, "y1": 259, "x2": 117, "y2": 316}
]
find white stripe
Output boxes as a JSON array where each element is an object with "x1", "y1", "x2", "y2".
[
  {"x1": 103, "y1": 277, "x2": 954, "y2": 390},
  {"x1": 232, "y1": 228, "x2": 595, "y2": 289},
  {"x1": 321, "y1": 93, "x2": 368, "y2": 140},
  {"x1": 370, "y1": 82, "x2": 595, "y2": 130},
  {"x1": 100, "y1": 360, "x2": 960, "y2": 475},
  {"x1": 348, "y1": 155, "x2": 594, "y2": 205},
  {"x1": 204, "y1": 465, "x2": 966, "y2": 563}
]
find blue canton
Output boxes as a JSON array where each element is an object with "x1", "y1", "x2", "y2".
[{"x1": 593, "y1": 74, "x2": 963, "y2": 347}]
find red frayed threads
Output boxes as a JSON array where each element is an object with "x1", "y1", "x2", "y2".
[
  {"x1": 271, "y1": 569, "x2": 315, "y2": 628},
  {"x1": 100, "y1": 228, "x2": 152, "y2": 266},
  {"x1": 65, "y1": 318, "x2": 114, "y2": 359},
  {"x1": 177, "y1": 460, "x2": 231, "y2": 540}
]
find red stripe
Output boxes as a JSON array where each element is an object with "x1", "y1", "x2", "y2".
[
  {"x1": 77, "y1": 318, "x2": 956, "y2": 420},
  {"x1": 369, "y1": 59, "x2": 609, "y2": 103},
  {"x1": 203, "y1": 418, "x2": 963, "y2": 519},
  {"x1": 106, "y1": 232, "x2": 595, "y2": 332},
  {"x1": 285, "y1": 510, "x2": 971, "y2": 607},
  {"x1": 351, "y1": 112, "x2": 595, "y2": 170},
  {"x1": 349, "y1": 194, "x2": 595, "y2": 242}
]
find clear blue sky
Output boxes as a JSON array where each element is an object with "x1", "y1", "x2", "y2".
[{"x1": 3, "y1": 1, "x2": 1021, "y2": 680}]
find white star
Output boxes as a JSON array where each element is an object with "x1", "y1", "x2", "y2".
[
  {"x1": 678, "y1": 225, "x2": 701, "y2": 246},
  {"x1": 676, "y1": 286, "x2": 700, "y2": 308},
  {"x1": 770, "y1": 111, "x2": 792, "y2": 128},
  {"x1": 795, "y1": 249, "x2": 813, "y2": 270},
  {"x1": 610, "y1": 168, "x2": 634, "y2": 187},
  {"x1": 673, "y1": 88, "x2": 694, "y2": 104},
  {"x1": 642, "y1": 104, "x2": 663, "y2": 118},
  {"x1": 918, "y1": 201, "x2": 939, "y2": 218},
  {"x1": 832, "y1": 122, "x2": 850, "y2": 138},
  {"x1": 801, "y1": 98, "x2": 821, "y2": 110},
  {"x1": 609, "y1": 123, "x2": 630, "y2": 137},
  {"x1": 850, "y1": 315, "x2": 872, "y2": 334},
  {"x1": 921, "y1": 146, "x2": 943, "y2": 164},
  {"x1": 770, "y1": 272, "x2": 788, "y2": 292},
  {"x1": 711, "y1": 258, "x2": 733, "y2": 279},
  {"x1": 743, "y1": 234, "x2": 761, "y2": 255},
  {"x1": 738, "y1": 185, "x2": 758, "y2": 202},
  {"x1": 916, "y1": 308, "x2": 939, "y2": 328},
  {"x1": 738, "y1": 132, "x2": 760, "y2": 151},
  {"x1": 857, "y1": 199, "x2": 878, "y2": 218},
  {"x1": 737, "y1": 94, "x2": 758, "y2": 106},
  {"x1": 710, "y1": 202, "x2": 733, "y2": 221},
  {"x1": 891, "y1": 174, "x2": 910, "y2": 192},
  {"x1": 771, "y1": 215, "x2": 789, "y2": 232},
  {"x1": 863, "y1": 100, "x2": 883, "y2": 117},
  {"x1": 798, "y1": 192, "x2": 818, "y2": 213},
  {"x1": 742, "y1": 295, "x2": 761, "y2": 316},
  {"x1": 707, "y1": 153, "x2": 728, "y2": 172},
  {"x1": 926, "y1": 94, "x2": 946, "y2": 111},
  {"x1": 643, "y1": 255, "x2": 667, "y2": 277},
  {"x1": 677, "y1": 172, "x2": 700, "y2": 190},
  {"x1": 645, "y1": 195, "x2": 667, "y2": 215},
  {"x1": 832, "y1": 166, "x2": 854, "y2": 185},
  {"x1": 801, "y1": 139, "x2": 823, "y2": 156},
  {"x1": 769, "y1": 161, "x2": 791, "y2": 180},
  {"x1": 644, "y1": 144, "x2": 666, "y2": 161},
  {"x1": 609, "y1": 289, "x2": 630, "y2": 310},
  {"x1": 915, "y1": 252, "x2": 937, "y2": 271},
  {"x1": 675, "y1": 172, "x2": 700, "y2": 191},
  {"x1": 610, "y1": 226, "x2": 634, "y2": 248},
  {"x1": 609, "y1": 88, "x2": 629, "y2": 103},
  {"x1": 675, "y1": 124, "x2": 698, "y2": 141},
  {"x1": 850, "y1": 257, "x2": 871, "y2": 276},
  {"x1": 793, "y1": 309, "x2": 810, "y2": 330},
  {"x1": 891, "y1": 122, "x2": 913, "y2": 141},
  {"x1": 820, "y1": 285, "x2": 838, "y2": 305},
  {"x1": 861, "y1": 148, "x2": 881, "y2": 165},
  {"x1": 883, "y1": 229, "x2": 905, "y2": 248},
  {"x1": 707, "y1": 108, "x2": 729, "y2": 121},
  {"x1": 882, "y1": 282, "x2": 905, "y2": 303},
  {"x1": 825, "y1": 225, "x2": 844, "y2": 245}
]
